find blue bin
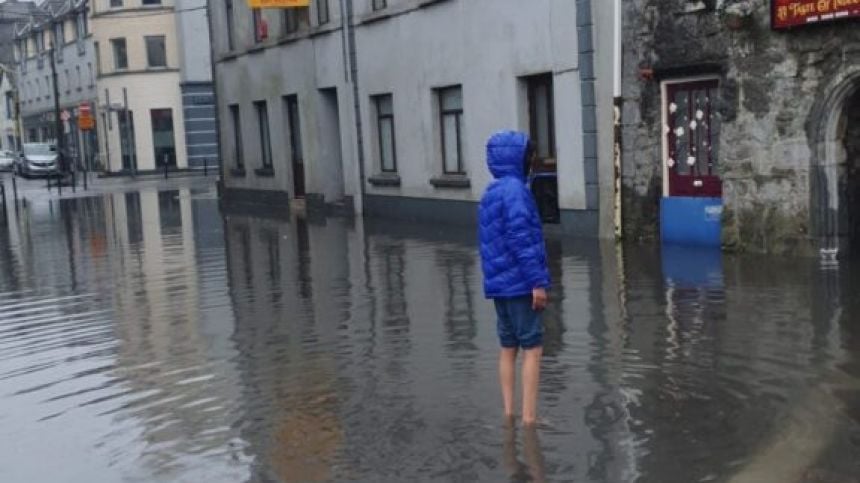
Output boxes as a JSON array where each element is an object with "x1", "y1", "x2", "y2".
[{"x1": 660, "y1": 196, "x2": 722, "y2": 247}]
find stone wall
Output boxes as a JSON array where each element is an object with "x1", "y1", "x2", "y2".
[{"x1": 621, "y1": 0, "x2": 860, "y2": 254}]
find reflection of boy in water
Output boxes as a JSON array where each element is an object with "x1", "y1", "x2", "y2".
[
  {"x1": 503, "y1": 420, "x2": 547, "y2": 483},
  {"x1": 479, "y1": 131, "x2": 551, "y2": 425}
]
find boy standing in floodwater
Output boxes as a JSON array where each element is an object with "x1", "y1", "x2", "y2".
[{"x1": 478, "y1": 130, "x2": 550, "y2": 426}]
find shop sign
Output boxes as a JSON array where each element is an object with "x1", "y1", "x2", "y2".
[{"x1": 773, "y1": 0, "x2": 860, "y2": 29}]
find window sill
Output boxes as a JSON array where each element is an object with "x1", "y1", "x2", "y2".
[
  {"x1": 360, "y1": 9, "x2": 393, "y2": 25},
  {"x1": 419, "y1": 0, "x2": 450, "y2": 8},
  {"x1": 230, "y1": 167, "x2": 247, "y2": 177},
  {"x1": 254, "y1": 167, "x2": 275, "y2": 177},
  {"x1": 430, "y1": 175, "x2": 470, "y2": 189},
  {"x1": 278, "y1": 32, "x2": 307, "y2": 45},
  {"x1": 368, "y1": 173, "x2": 401, "y2": 187},
  {"x1": 247, "y1": 45, "x2": 266, "y2": 55},
  {"x1": 220, "y1": 52, "x2": 239, "y2": 62}
]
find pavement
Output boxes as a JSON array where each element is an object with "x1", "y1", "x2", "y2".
[{"x1": 0, "y1": 170, "x2": 218, "y2": 204}]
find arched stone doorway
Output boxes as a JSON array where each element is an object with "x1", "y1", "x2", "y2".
[{"x1": 809, "y1": 70, "x2": 860, "y2": 259}]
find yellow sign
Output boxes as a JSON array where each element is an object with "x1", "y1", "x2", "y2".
[{"x1": 247, "y1": 0, "x2": 308, "y2": 8}]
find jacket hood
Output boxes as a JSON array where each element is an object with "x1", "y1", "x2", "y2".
[{"x1": 486, "y1": 130, "x2": 529, "y2": 180}]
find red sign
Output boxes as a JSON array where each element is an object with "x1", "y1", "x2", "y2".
[{"x1": 773, "y1": 0, "x2": 860, "y2": 29}]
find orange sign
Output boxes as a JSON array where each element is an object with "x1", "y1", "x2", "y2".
[
  {"x1": 79, "y1": 115, "x2": 95, "y2": 131},
  {"x1": 247, "y1": 0, "x2": 308, "y2": 8}
]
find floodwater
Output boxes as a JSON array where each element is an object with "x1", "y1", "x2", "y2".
[{"x1": 0, "y1": 182, "x2": 859, "y2": 483}]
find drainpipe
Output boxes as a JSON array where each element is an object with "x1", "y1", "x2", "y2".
[
  {"x1": 612, "y1": 0, "x2": 623, "y2": 239},
  {"x1": 204, "y1": 0, "x2": 225, "y2": 186},
  {"x1": 342, "y1": 0, "x2": 365, "y2": 215}
]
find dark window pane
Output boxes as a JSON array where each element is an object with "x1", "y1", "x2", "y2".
[
  {"x1": 230, "y1": 105, "x2": 243, "y2": 168},
  {"x1": 111, "y1": 38, "x2": 127, "y2": 70},
  {"x1": 145, "y1": 36, "x2": 167, "y2": 68}
]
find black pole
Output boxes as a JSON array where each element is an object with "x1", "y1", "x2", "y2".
[
  {"x1": 1, "y1": 181, "x2": 7, "y2": 221},
  {"x1": 11, "y1": 174, "x2": 17, "y2": 202},
  {"x1": 164, "y1": 155, "x2": 169, "y2": 179}
]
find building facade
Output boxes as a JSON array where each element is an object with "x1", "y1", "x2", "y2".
[
  {"x1": 90, "y1": 0, "x2": 189, "y2": 173},
  {"x1": 620, "y1": 0, "x2": 860, "y2": 255},
  {"x1": 11, "y1": 0, "x2": 215, "y2": 175},
  {"x1": 211, "y1": 0, "x2": 618, "y2": 237},
  {"x1": 14, "y1": 0, "x2": 99, "y2": 170}
]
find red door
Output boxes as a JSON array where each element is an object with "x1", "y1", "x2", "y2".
[{"x1": 666, "y1": 80, "x2": 722, "y2": 198}]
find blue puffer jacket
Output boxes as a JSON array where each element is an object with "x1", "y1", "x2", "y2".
[{"x1": 479, "y1": 131, "x2": 550, "y2": 299}]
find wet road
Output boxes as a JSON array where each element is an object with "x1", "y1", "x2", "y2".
[{"x1": 0, "y1": 181, "x2": 858, "y2": 482}]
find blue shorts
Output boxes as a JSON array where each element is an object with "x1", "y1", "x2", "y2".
[{"x1": 494, "y1": 296, "x2": 543, "y2": 349}]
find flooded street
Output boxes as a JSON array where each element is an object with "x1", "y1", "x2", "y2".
[{"x1": 0, "y1": 180, "x2": 859, "y2": 483}]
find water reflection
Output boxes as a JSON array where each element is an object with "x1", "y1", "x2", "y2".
[{"x1": 0, "y1": 183, "x2": 858, "y2": 482}]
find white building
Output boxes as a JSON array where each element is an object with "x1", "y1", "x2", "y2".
[
  {"x1": 210, "y1": 0, "x2": 618, "y2": 236},
  {"x1": 12, "y1": 0, "x2": 215, "y2": 175},
  {"x1": 14, "y1": 0, "x2": 99, "y2": 170}
]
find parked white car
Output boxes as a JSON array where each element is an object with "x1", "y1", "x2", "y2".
[
  {"x1": 0, "y1": 150, "x2": 14, "y2": 171},
  {"x1": 17, "y1": 143, "x2": 58, "y2": 177}
]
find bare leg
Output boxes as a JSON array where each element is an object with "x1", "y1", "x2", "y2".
[
  {"x1": 499, "y1": 348, "x2": 518, "y2": 418},
  {"x1": 521, "y1": 346, "x2": 543, "y2": 425}
]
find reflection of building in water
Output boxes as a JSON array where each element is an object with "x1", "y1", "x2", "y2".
[
  {"x1": 436, "y1": 247, "x2": 477, "y2": 362},
  {"x1": 101, "y1": 189, "x2": 244, "y2": 472},
  {"x1": 223, "y1": 213, "x2": 346, "y2": 482}
]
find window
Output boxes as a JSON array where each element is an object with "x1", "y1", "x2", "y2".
[
  {"x1": 75, "y1": 66, "x2": 81, "y2": 90},
  {"x1": 151, "y1": 109, "x2": 176, "y2": 167},
  {"x1": 110, "y1": 0, "x2": 123, "y2": 6},
  {"x1": 94, "y1": 42, "x2": 102, "y2": 74},
  {"x1": 111, "y1": 38, "x2": 128, "y2": 70},
  {"x1": 317, "y1": 0, "x2": 330, "y2": 25},
  {"x1": 663, "y1": 78, "x2": 721, "y2": 197},
  {"x1": 229, "y1": 104, "x2": 243, "y2": 169},
  {"x1": 76, "y1": 13, "x2": 87, "y2": 38},
  {"x1": 54, "y1": 24, "x2": 63, "y2": 61},
  {"x1": 437, "y1": 86, "x2": 464, "y2": 174},
  {"x1": 36, "y1": 32, "x2": 44, "y2": 54},
  {"x1": 145, "y1": 36, "x2": 167, "y2": 68},
  {"x1": 374, "y1": 94, "x2": 396, "y2": 172},
  {"x1": 255, "y1": 101, "x2": 272, "y2": 168},
  {"x1": 224, "y1": 0, "x2": 235, "y2": 51},
  {"x1": 253, "y1": 9, "x2": 266, "y2": 43},
  {"x1": 6, "y1": 92, "x2": 13, "y2": 119},
  {"x1": 283, "y1": 7, "x2": 309, "y2": 34},
  {"x1": 527, "y1": 74, "x2": 556, "y2": 161},
  {"x1": 372, "y1": 0, "x2": 386, "y2": 11},
  {"x1": 142, "y1": 0, "x2": 162, "y2": 5},
  {"x1": 87, "y1": 63, "x2": 94, "y2": 86},
  {"x1": 64, "y1": 69, "x2": 70, "y2": 93}
]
